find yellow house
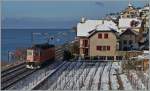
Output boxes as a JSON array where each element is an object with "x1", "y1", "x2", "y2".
[
  {"x1": 88, "y1": 24, "x2": 119, "y2": 60},
  {"x1": 120, "y1": 2, "x2": 139, "y2": 18},
  {"x1": 77, "y1": 18, "x2": 119, "y2": 59}
]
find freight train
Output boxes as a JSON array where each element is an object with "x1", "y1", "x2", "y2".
[{"x1": 26, "y1": 43, "x2": 55, "y2": 69}]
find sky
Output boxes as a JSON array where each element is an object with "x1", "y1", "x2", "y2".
[{"x1": 1, "y1": 0, "x2": 148, "y2": 29}]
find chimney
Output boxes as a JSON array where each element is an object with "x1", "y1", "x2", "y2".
[
  {"x1": 80, "y1": 17, "x2": 86, "y2": 23},
  {"x1": 102, "y1": 20, "x2": 104, "y2": 24}
]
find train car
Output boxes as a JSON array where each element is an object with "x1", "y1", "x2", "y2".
[{"x1": 26, "y1": 43, "x2": 55, "y2": 69}]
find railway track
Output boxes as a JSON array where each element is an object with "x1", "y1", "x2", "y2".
[
  {"x1": 1, "y1": 68, "x2": 36, "y2": 90},
  {"x1": 1, "y1": 62, "x2": 26, "y2": 78},
  {"x1": 31, "y1": 61, "x2": 68, "y2": 90}
]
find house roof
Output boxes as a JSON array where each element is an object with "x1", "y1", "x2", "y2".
[
  {"x1": 77, "y1": 19, "x2": 118, "y2": 37},
  {"x1": 88, "y1": 24, "x2": 119, "y2": 38},
  {"x1": 120, "y1": 28, "x2": 139, "y2": 36},
  {"x1": 96, "y1": 24, "x2": 111, "y2": 31},
  {"x1": 139, "y1": 6, "x2": 150, "y2": 12},
  {"x1": 119, "y1": 18, "x2": 142, "y2": 28}
]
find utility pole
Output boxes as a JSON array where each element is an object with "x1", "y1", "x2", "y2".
[{"x1": 8, "y1": 51, "x2": 13, "y2": 63}]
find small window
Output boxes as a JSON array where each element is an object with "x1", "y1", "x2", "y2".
[
  {"x1": 104, "y1": 33, "x2": 108, "y2": 39},
  {"x1": 99, "y1": 56, "x2": 106, "y2": 60},
  {"x1": 116, "y1": 56, "x2": 123, "y2": 60},
  {"x1": 96, "y1": 46, "x2": 102, "y2": 51},
  {"x1": 98, "y1": 33, "x2": 102, "y2": 39},
  {"x1": 103, "y1": 46, "x2": 106, "y2": 51},
  {"x1": 129, "y1": 40, "x2": 133, "y2": 45},
  {"x1": 127, "y1": 15, "x2": 130, "y2": 18},
  {"x1": 96, "y1": 46, "x2": 99, "y2": 50},
  {"x1": 99, "y1": 46, "x2": 102, "y2": 51},
  {"x1": 27, "y1": 50, "x2": 33, "y2": 56},
  {"x1": 107, "y1": 56, "x2": 114, "y2": 60},
  {"x1": 123, "y1": 40, "x2": 127, "y2": 44},
  {"x1": 83, "y1": 40, "x2": 88, "y2": 47},
  {"x1": 27, "y1": 51, "x2": 32, "y2": 55},
  {"x1": 107, "y1": 46, "x2": 110, "y2": 51}
]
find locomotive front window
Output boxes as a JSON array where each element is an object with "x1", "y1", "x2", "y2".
[{"x1": 27, "y1": 50, "x2": 33, "y2": 56}]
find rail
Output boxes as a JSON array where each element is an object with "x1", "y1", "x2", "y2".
[
  {"x1": 30, "y1": 61, "x2": 66, "y2": 90},
  {"x1": 1, "y1": 62, "x2": 25, "y2": 74},
  {"x1": 1, "y1": 69, "x2": 36, "y2": 90}
]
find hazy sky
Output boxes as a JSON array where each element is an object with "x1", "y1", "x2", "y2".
[{"x1": 2, "y1": 0, "x2": 147, "y2": 29}]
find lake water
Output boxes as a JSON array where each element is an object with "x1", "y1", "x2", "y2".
[{"x1": 1, "y1": 29, "x2": 76, "y2": 61}]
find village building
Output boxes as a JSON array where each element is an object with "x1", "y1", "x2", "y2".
[
  {"x1": 88, "y1": 24, "x2": 119, "y2": 60},
  {"x1": 77, "y1": 18, "x2": 120, "y2": 60},
  {"x1": 77, "y1": 18, "x2": 104, "y2": 57},
  {"x1": 118, "y1": 1, "x2": 143, "y2": 33},
  {"x1": 118, "y1": 18, "x2": 142, "y2": 33},
  {"x1": 138, "y1": 4, "x2": 149, "y2": 50},
  {"x1": 119, "y1": 28, "x2": 139, "y2": 51},
  {"x1": 128, "y1": 50, "x2": 149, "y2": 71},
  {"x1": 139, "y1": 4, "x2": 150, "y2": 19},
  {"x1": 75, "y1": 2, "x2": 149, "y2": 60},
  {"x1": 120, "y1": 2, "x2": 139, "y2": 18}
]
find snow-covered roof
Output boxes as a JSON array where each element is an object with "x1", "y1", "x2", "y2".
[
  {"x1": 96, "y1": 24, "x2": 111, "y2": 31},
  {"x1": 119, "y1": 18, "x2": 142, "y2": 28},
  {"x1": 139, "y1": 6, "x2": 150, "y2": 12},
  {"x1": 120, "y1": 28, "x2": 139, "y2": 36},
  {"x1": 77, "y1": 19, "x2": 118, "y2": 37},
  {"x1": 144, "y1": 6, "x2": 150, "y2": 10},
  {"x1": 77, "y1": 20, "x2": 102, "y2": 37},
  {"x1": 143, "y1": 50, "x2": 149, "y2": 55}
]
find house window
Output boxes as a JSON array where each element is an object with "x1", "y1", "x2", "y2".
[
  {"x1": 123, "y1": 40, "x2": 127, "y2": 45},
  {"x1": 83, "y1": 40, "x2": 88, "y2": 47},
  {"x1": 103, "y1": 46, "x2": 106, "y2": 51},
  {"x1": 98, "y1": 33, "x2": 102, "y2": 39},
  {"x1": 96, "y1": 46, "x2": 102, "y2": 51},
  {"x1": 97, "y1": 45, "x2": 110, "y2": 51},
  {"x1": 107, "y1": 46, "x2": 110, "y2": 51},
  {"x1": 129, "y1": 40, "x2": 133, "y2": 45},
  {"x1": 127, "y1": 15, "x2": 130, "y2": 18},
  {"x1": 104, "y1": 33, "x2": 108, "y2": 39},
  {"x1": 107, "y1": 56, "x2": 114, "y2": 60},
  {"x1": 116, "y1": 56, "x2": 123, "y2": 60},
  {"x1": 99, "y1": 56, "x2": 106, "y2": 60}
]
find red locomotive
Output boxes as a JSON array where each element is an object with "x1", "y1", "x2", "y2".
[{"x1": 26, "y1": 43, "x2": 55, "y2": 69}]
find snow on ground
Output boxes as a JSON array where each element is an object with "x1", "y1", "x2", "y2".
[
  {"x1": 100, "y1": 63, "x2": 111, "y2": 90},
  {"x1": 110, "y1": 63, "x2": 119, "y2": 90},
  {"x1": 128, "y1": 71, "x2": 146, "y2": 90},
  {"x1": 8, "y1": 61, "x2": 149, "y2": 90},
  {"x1": 61, "y1": 62, "x2": 82, "y2": 90},
  {"x1": 72, "y1": 62, "x2": 91, "y2": 90},
  {"x1": 90, "y1": 63, "x2": 103, "y2": 90},
  {"x1": 120, "y1": 74, "x2": 133, "y2": 90},
  {"x1": 49, "y1": 62, "x2": 77, "y2": 90},
  {"x1": 81, "y1": 63, "x2": 99, "y2": 90}
]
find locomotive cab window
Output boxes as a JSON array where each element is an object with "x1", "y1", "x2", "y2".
[{"x1": 27, "y1": 50, "x2": 33, "y2": 56}]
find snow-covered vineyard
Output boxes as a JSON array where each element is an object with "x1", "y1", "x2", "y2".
[{"x1": 34, "y1": 61, "x2": 149, "y2": 90}]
